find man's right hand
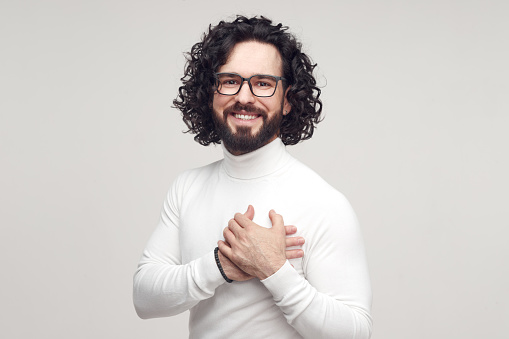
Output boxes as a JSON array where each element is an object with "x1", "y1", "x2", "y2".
[{"x1": 217, "y1": 206, "x2": 305, "y2": 282}]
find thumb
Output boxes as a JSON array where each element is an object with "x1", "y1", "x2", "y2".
[
  {"x1": 244, "y1": 205, "x2": 255, "y2": 221},
  {"x1": 268, "y1": 209, "x2": 284, "y2": 231}
]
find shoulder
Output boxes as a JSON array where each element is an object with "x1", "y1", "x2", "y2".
[
  {"x1": 170, "y1": 159, "x2": 223, "y2": 195},
  {"x1": 159, "y1": 160, "x2": 223, "y2": 223},
  {"x1": 289, "y1": 159, "x2": 347, "y2": 201},
  {"x1": 175, "y1": 160, "x2": 222, "y2": 184},
  {"x1": 284, "y1": 158, "x2": 357, "y2": 220}
]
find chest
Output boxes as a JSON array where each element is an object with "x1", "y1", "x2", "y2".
[{"x1": 177, "y1": 176, "x2": 306, "y2": 276}]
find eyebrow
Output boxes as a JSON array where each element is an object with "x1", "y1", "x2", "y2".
[
  {"x1": 219, "y1": 73, "x2": 279, "y2": 79},
  {"x1": 251, "y1": 74, "x2": 278, "y2": 80}
]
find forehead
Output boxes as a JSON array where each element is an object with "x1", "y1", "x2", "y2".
[{"x1": 218, "y1": 41, "x2": 283, "y2": 76}]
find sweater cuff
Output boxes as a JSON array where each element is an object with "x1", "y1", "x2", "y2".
[
  {"x1": 260, "y1": 260, "x2": 303, "y2": 301},
  {"x1": 193, "y1": 249, "x2": 226, "y2": 292}
]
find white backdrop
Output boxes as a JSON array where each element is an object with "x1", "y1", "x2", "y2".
[{"x1": 1, "y1": 0, "x2": 508, "y2": 338}]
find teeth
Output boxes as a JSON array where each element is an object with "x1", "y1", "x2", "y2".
[{"x1": 234, "y1": 114, "x2": 257, "y2": 120}]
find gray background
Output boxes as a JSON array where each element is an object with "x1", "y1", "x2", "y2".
[{"x1": 1, "y1": 0, "x2": 508, "y2": 338}]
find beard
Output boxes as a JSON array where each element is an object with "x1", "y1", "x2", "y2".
[{"x1": 213, "y1": 102, "x2": 283, "y2": 155}]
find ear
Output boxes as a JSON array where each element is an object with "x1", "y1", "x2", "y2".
[{"x1": 283, "y1": 86, "x2": 292, "y2": 116}]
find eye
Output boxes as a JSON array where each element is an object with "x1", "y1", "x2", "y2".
[
  {"x1": 223, "y1": 79, "x2": 238, "y2": 86},
  {"x1": 254, "y1": 80, "x2": 275, "y2": 88},
  {"x1": 256, "y1": 81, "x2": 270, "y2": 87},
  {"x1": 218, "y1": 75, "x2": 240, "y2": 87},
  {"x1": 252, "y1": 76, "x2": 276, "y2": 89}
]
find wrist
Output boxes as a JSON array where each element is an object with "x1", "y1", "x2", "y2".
[
  {"x1": 257, "y1": 258, "x2": 287, "y2": 280},
  {"x1": 214, "y1": 247, "x2": 233, "y2": 283}
]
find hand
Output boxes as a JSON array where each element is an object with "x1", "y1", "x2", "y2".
[
  {"x1": 217, "y1": 206, "x2": 304, "y2": 281},
  {"x1": 217, "y1": 248, "x2": 254, "y2": 281},
  {"x1": 219, "y1": 206, "x2": 294, "y2": 280}
]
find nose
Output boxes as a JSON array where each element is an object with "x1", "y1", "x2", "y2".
[{"x1": 235, "y1": 80, "x2": 255, "y2": 104}]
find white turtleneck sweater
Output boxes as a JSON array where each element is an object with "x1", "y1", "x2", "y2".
[{"x1": 133, "y1": 139, "x2": 372, "y2": 338}]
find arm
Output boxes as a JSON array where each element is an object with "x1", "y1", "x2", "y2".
[
  {"x1": 219, "y1": 203, "x2": 372, "y2": 338},
  {"x1": 133, "y1": 179, "x2": 225, "y2": 319},
  {"x1": 133, "y1": 183, "x2": 306, "y2": 319}
]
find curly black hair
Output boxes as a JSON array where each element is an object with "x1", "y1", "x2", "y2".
[{"x1": 173, "y1": 15, "x2": 322, "y2": 146}]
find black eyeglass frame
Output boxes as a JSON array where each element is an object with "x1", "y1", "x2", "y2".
[{"x1": 214, "y1": 72, "x2": 287, "y2": 98}]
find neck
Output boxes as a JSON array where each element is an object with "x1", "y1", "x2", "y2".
[{"x1": 221, "y1": 138, "x2": 292, "y2": 180}]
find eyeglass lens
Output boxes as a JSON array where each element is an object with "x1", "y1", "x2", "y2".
[{"x1": 216, "y1": 74, "x2": 278, "y2": 97}]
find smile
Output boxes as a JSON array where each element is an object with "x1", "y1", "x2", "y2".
[{"x1": 233, "y1": 113, "x2": 259, "y2": 120}]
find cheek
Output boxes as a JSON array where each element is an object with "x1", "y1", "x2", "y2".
[
  {"x1": 263, "y1": 99, "x2": 282, "y2": 115},
  {"x1": 212, "y1": 94, "x2": 229, "y2": 112}
]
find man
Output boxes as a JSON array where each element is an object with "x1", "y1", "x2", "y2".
[{"x1": 133, "y1": 16, "x2": 372, "y2": 338}]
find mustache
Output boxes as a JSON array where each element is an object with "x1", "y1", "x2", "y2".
[{"x1": 223, "y1": 103, "x2": 266, "y2": 118}]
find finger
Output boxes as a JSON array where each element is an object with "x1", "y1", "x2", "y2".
[
  {"x1": 244, "y1": 205, "x2": 255, "y2": 221},
  {"x1": 285, "y1": 225, "x2": 297, "y2": 235},
  {"x1": 234, "y1": 211, "x2": 253, "y2": 228},
  {"x1": 223, "y1": 226, "x2": 237, "y2": 245},
  {"x1": 285, "y1": 236, "x2": 305, "y2": 248},
  {"x1": 228, "y1": 218, "x2": 243, "y2": 236},
  {"x1": 269, "y1": 209, "x2": 284, "y2": 231},
  {"x1": 218, "y1": 239, "x2": 231, "y2": 250},
  {"x1": 218, "y1": 240, "x2": 233, "y2": 259},
  {"x1": 285, "y1": 249, "x2": 304, "y2": 260}
]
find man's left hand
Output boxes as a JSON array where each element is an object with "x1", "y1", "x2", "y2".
[{"x1": 218, "y1": 205, "x2": 288, "y2": 280}]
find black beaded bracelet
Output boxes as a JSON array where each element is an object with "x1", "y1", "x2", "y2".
[{"x1": 214, "y1": 247, "x2": 233, "y2": 283}]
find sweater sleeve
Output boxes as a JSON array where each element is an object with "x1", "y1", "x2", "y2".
[
  {"x1": 133, "y1": 176, "x2": 225, "y2": 319},
  {"x1": 261, "y1": 195, "x2": 373, "y2": 338}
]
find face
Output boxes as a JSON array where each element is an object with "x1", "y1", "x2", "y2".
[{"x1": 212, "y1": 41, "x2": 291, "y2": 155}]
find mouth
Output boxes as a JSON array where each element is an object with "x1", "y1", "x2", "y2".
[
  {"x1": 223, "y1": 103, "x2": 266, "y2": 123},
  {"x1": 232, "y1": 113, "x2": 260, "y2": 121}
]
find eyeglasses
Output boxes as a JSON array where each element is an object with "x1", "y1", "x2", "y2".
[{"x1": 214, "y1": 72, "x2": 287, "y2": 98}]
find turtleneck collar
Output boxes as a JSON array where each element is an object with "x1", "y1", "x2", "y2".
[{"x1": 221, "y1": 138, "x2": 292, "y2": 180}]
